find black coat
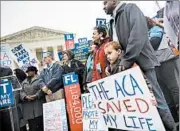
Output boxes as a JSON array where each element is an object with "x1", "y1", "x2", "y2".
[{"x1": 62, "y1": 59, "x2": 85, "y2": 91}]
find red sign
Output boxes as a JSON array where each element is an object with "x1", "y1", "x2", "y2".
[
  {"x1": 64, "y1": 83, "x2": 83, "y2": 131},
  {"x1": 65, "y1": 40, "x2": 74, "y2": 50}
]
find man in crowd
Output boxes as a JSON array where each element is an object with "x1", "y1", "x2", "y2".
[
  {"x1": 39, "y1": 51, "x2": 64, "y2": 102},
  {"x1": 103, "y1": 0, "x2": 176, "y2": 130}
]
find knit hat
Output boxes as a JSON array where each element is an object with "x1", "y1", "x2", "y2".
[{"x1": 26, "y1": 66, "x2": 38, "y2": 73}]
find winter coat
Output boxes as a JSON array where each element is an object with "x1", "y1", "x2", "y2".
[
  {"x1": 20, "y1": 76, "x2": 45, "y2": 120},
  {"x1": 39, "y1": 61, "x2": 64, "y2": 93},
  {"x1": 109, "y1": 3, "x2": 160, "y2": 72},
  {"x1": 92, "y1": 38, "x2": 109, "y2": 82},
  {"x1": 62, "y1": 59, "x2": 85, "y2": 91}
]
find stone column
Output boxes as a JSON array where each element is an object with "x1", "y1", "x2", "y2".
[
  {"x1": 53, "y1": 46, "x2": 59, "y2": 61},
  {"x1": 31, "y1": 48, "x2": 37, "y2": 57}
]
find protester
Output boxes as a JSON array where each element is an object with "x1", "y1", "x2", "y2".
[
  {"x1": 146, "y1": 17, "x2": 164, "y2": 50},
  {"x1": 14, "y1": 68, "x2": 28, "y2": 131},
  {"x1": 146, "y1": 17, "x2": 180, "y2": 123},
  {"x1": 39, "y1": 51, "x2": 64, "y2": 102},
  {"x1": 62, "y1": 50, "x2": 85, "y2": 92},
  {"x1": 83, "y1": 41, "x2": 97, "y2": 92},
  {"x1": 20, "y1": 66, "x2": 45, "y2": 131},
  {"x1": 103, "y1": 0, "x2": 176, "y2": 130},
  {"x1": 92, "y1": 26, "x2": 110, "y2": 81}
]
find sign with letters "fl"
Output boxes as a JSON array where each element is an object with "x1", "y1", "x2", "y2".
[
  {"x1": 63, "y1": 72, "x2": 83, "y2": 131},
  {"x1": 0, "y1": 80, "x2": 14, "y2": 108},
  {"x1": 64, "y1": 34, "x2": 75, "y2": 50}
]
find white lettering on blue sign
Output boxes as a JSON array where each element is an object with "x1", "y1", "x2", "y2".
[
  {"x1": 0, "y1": 83, "x2": 8, "y2": 94},
  {"x1": 96, "y1": 18, "x2": 106, "y2": 26},
  {"x1": 63, "y1": 73, "x2": 79, "y2": 86}
]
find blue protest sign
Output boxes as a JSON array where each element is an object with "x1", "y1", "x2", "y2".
[
  {"x1": 64, "y1": 34, "x2": 74, "y2": 41},
  {"x1": 58, "y1": 51, "x2": 63, "y2": 61},
  {"x1": 96, "y1": 18, "x2": 106, "y2": 26},
  {"x1": 63, "y1": 72, "x2": 79, "y2": 86},
  {"x1": 71, "y1": 39, "x2": 92, "y2": 62},
  {"x1": 0, "y1": 80, "x2": 14, "y2": 108},
  {"x1": 78, "y1": 38, "x2": 88, "y2": 44}
]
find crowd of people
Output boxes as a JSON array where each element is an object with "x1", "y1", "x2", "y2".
[{"x1": 0, "y1": 0, "x2": 179, "y2": 131}]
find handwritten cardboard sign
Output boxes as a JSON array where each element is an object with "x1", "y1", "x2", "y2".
[
  {"x1": 82, "y1": 93, "x2": 108, "y2": 131},
  {"x1": 43, "y1": 99, "x2": 68, "y2": 131},
  {"x1": 87, "y1": 66, "x2": 165, "y2": 131},
  {"x1": 63, "y1": 72, "x2": 83, "y2": 131},
  {"x1": 10, "y1": 44, "x2": 38, "y2": 71},
  {"x1": 0, "y1": 44, "x2": 13, "y2": 68}
]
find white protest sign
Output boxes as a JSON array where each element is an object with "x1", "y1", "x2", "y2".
[
  {"x1": 81, "y1": 93, "x2": 108, "y2": 131},
  {"x1": 0, "y1": 44, "x2": 13, "y2": 68},
  {"x1": 43, "y1": 99, "x2": 68, "y2": 131},
  {"x1": 10, "y1": 44, "x2": 39, "y2": 71},
  {"x1": 87, "y1": 66, "x2": 165, "y2": 131}
]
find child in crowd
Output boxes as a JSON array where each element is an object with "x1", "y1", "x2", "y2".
[{"x1": 104, "y1": 41, "x2": 157, "y2": 105}]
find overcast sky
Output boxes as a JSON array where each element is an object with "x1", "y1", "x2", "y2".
[{"x1": 1, "y1": 1, "x2": 166, "y2": 41}]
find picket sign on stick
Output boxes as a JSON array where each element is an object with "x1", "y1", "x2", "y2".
[
  {"x1": 43, "y1": 99, "x2": 68, "y2": 131},
  {"x1": 87, "y1": 66, "x2": 165, "y2": 131},
  {"x1": 63, "y1": 72, "x2": 83, "y2": 131},
  {"x1": 81, "y1": 93, "x2": 108, "y2": 131},
  {"x1": 10, "y1": 44, "x2": 39, "y2": 71}
]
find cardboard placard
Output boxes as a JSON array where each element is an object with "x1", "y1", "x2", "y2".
[
  {"x1": 43, "y1": 99, "x2": 68, "y2": 131},
  {"x1": 87, "y1": 66, "x2": 165, "y2": 131}
]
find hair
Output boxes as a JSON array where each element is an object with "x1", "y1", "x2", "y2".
[
  {"x1": 94, "y1": 26, "x2": 107, "y2": 38},
  {"x1": 104, "y1": 41, "x2": 122, "y2": 51},
  {"x1": 14, "y1": 68, "x2": 27, "y2": 83}
]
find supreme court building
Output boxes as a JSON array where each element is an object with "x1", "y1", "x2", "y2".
[{"x1": 1, "y1": 26, "x2": 74, "y2": 70}]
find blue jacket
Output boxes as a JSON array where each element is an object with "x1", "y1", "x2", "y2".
[
  {"x1": 148, "y1": 26, "x2": 163, "y2": 39},
  {"x1": 39, "y1": 61, "x2": 64, "y2": 93}
]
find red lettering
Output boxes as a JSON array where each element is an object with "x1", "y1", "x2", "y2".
[
  {"x1": 107, "y1": 102, "x2": 115, "y2": 113},
  {"x1": 135, "y1": 98, "x2": 149, "y2": 113},
  {"x1": 112, "y1": 101, "x2": 121, "y2": 112},
  {"x1": 98, "y1": 102, "x2": 106, "y2": 114},
  {"x1": 123, "y1": 99, "x2": 136, "y2": 112}
]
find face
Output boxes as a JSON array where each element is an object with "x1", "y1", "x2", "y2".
[
  {"x1": 92, "y1": 29, "x2": 102, "y2": 43},
  {"x1": 90, "y1": 43, "x2": 96, "y2": 52},
  {"x1": 44, "y1": 55, "x2": 52, "y2": 64},
  {"x1": 103, "y1": 0, "x2": 116, "y2": 15},
  {"x1": 63, "y1": 53, "x2": 69, "y2": 62},
  {"x1": 27, "y1": 71, "x2": 35, "y2": 77},
  {"x1": 104, "y1": 45, "x2": 121, "y2": 64}
]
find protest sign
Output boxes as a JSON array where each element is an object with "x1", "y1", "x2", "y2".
[
  {"x1": 0, "y1": 44, "x2": 13, "y2": 68},
  {"x1": 71, "y1": 38, "x2": 91, "y2": 63},
  {"x1": 63, "y1": 72, "x2": 83, "y2": 131},
  {"x1": 82, "y1": 93, "x2": 108, "y2": 131},
  {"x1": 43, "y1": 99, "x2": 68, "y2": 131},
  {"x1": 64, "y1": 34, "x2": 75, "y2": 50},
  {"x1": 0, "y1": 80, "x2": 14, "y2": 108},
  {"x1": 87, "y1": 66, "x2": 165, "y2": 131},
  {"x1": 10, "y1": 44, "x2": 38, "y2": 71},
  {"x1": 96, "y1": 18, "x2": 106, "y2": 27}
]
